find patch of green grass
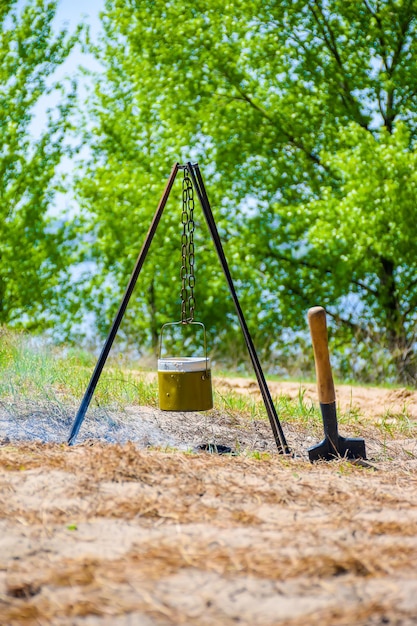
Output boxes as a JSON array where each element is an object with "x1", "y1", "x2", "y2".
[
  {"x1": 214, "y1": 389, "x2": 265, "y2": 421},
  {"x1": 214, "y1": 385, "x2": 324, "y2": 437},
  {"x1": 274, "y1": 388, "x2": 321, "y2": 431},
  {"x1": 245, "y1": 450, "x2": 272, "y2": 460},
  {"x1": 0, "y1": 327, "x2": 158, "y2": 409},
  {"x1": 375, "y1": 408, "x2": 417, "y2": 439}
]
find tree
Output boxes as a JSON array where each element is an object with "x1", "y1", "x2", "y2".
[
  {"x1": 80, "y1": 0, "x2": 417, "y2": 382},
  {"x1": 0, "y1": 0, "x2": 78, "y2": 330},
  {"x1": 75, "y1": 14, "x2": 239, "y2": 357}
]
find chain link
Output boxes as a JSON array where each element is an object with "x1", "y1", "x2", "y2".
[{"x1": 180, "y1": 169, "x2": 196, "y2": 323}]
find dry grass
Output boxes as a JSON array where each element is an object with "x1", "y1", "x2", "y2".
[{"x1": 1, "y1": 442, "x2": 417, "y2": 625}]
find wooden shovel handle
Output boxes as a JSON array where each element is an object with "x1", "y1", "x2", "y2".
[{"x1": 307, "y1": 306, "x2": 336, "y2": 405}]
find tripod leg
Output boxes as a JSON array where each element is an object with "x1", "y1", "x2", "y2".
[
  {"x1": 187, "y1": 163, "x2": 290, "y2": 455},
  {"x1": 67, "y1": 163, "x2": 180, "y2": 445}
]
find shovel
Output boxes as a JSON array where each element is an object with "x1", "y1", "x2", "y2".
[{"x1": 307, "y1": 306, "x2": 366, "y2": 462}]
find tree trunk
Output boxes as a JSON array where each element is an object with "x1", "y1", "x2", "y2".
[{"x1": 380, "y1": 257, "x2": 416, "y2": 383}]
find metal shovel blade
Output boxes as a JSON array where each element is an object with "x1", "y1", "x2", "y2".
[{"x1": 308, "y1": 435, "x2": 367, "y2": 462}]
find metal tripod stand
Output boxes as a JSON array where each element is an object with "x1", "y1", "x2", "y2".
[{"x1": 67, "y1": 162, "x2": 290, "y2": 454}]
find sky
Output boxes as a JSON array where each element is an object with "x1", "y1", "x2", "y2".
[
  {"x1": 54, "y1": 0, "x2": 102, "y2": 31},
  {"x1": 52, "y1": 0, "x2": 105, "y2": 115},
  {"x1": 26, "y1": 0, "x2": 103, "y2": 139},
  {"x1": 53, "y1": 0, "x2": 103, "y2": 69},
  {"x1": 16, "y1": 0, "x2": 104, "y2": 64},
  {"x1": 25, "y1": 0, "x2": 105, "y2": 215}
]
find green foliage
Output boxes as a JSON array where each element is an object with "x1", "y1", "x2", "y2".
[
  {"x1": 0, "y1": 0, "x2": 79, "y2": 329},
  {"x1": 77, "y1": 0, "x2": 417, "y2": 382}
]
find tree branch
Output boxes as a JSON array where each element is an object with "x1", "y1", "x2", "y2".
[
  {"x1": 364, "y1": 0, "x2": 414, "y2": 132},
  {"x1": 324, "y1": 309, "x2": 384, "y2": 343},
  {"x1": 377, "y1": 88, "x2": 388, "y2": 125},
  {"x1": 266, "y1": 245, "x2": 380, "y2": 298},
  {"x1": 362, "y1": 0, "x2": 390, "y2": 72},
  {"x1": 219, "y1": 73, "x2": 325, "y2": 168},
  {"x1": 309, "y1": 0, "x2": 370, "y2": 130},
  {"x1": 390, "y1": 8, "x2": 413, "y2": 74}
]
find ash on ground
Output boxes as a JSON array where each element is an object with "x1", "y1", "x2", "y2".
[{"x1": 0, "y1": 399, "x2": 297, "y2": 454}]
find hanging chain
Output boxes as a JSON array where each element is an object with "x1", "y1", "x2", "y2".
[{"x1": 180, "y1": 168, "x2": 196, "y2": 323}]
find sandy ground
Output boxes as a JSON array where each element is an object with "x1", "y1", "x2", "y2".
[
  {"x1": 1, "y1": 378, "x2": 417, "y2": 625},
  {"x1": 216, "y1": 376, "x2": 417, "y2": 421}
]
